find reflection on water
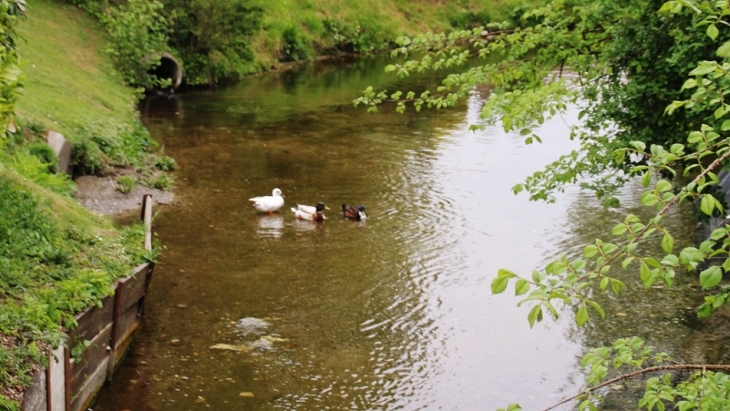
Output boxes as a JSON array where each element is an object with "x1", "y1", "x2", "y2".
[
  {"x1": 255, "y1": 215, "x2": 284, "y2": 238},
  {"x1": 95, "y1": 57, "x2": 730, "y2": 411}
]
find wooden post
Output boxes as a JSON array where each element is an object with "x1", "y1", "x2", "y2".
[
  {"x1": 142, "y1": 195, "x2": 153, "y2": 251},
  {"x1": 63, "y1": 349, "x2": 70, "y2": 411}
]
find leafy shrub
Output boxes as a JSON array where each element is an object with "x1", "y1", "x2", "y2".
[
  {"x1": 449, "y1": 10, "x2": 493, "y2": 29},
  {"x1": 0, "y1": 172, "x2": 151, "y2": 406},
  {"x1": 163, "y1": 0, "x2": 263, "y2": 84},
  {"x1": 71, "y1": 138, "x2": 107, "y2": 174},
  {"x1": 147, "y1": 172, "x2": 173, "y2": 190},
  {"x1": 100, "y1": 0, "x2": 171, "y2": 88},
  {"x1": 9, "y1": 152, "x2": 74, "y2": 195},
  {"x1": 70, "y1": 119, "x2": 156, "y2": 174},
  {"x1": 26, "y1": 142, "x2": 58, "y2": 173},
  {"x1": 281, "y1": 26, "x2": 310, "y2": 62},
  {"x1": 154, "y1": 155, "x2": 177, "y2": 171},
  {"x1": 322, "y1": 18, "x2": 389, "y2": 54},
  {"x1": 116, "y1": 175, "x2": 136, "y2": 193}
]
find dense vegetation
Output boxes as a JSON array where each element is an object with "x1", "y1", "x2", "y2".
[
  {"x1": 357, "y1": 0, "x2": 730, "y2": 409},
  {"x1": 0, "y1": 1, "x2": 158, "y2": 408},
  {"x1": 65, "y1": 0, "x2": 538, "y2": 86}
]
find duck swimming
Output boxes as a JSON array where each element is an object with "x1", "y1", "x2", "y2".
[
  {"x1": 249, "y1": 188, "x2": 285, "y2": 214},
  {"x1": 342, "y1": 204, "x2": 367, "y2": 221},
  {"x1": 292, "y1": 202, "x2": 328, "y2": 222}
]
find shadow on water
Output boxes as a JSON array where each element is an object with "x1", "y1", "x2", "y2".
[{"x1": 95, "y1": 56, "x2": 730, "y2": 411}]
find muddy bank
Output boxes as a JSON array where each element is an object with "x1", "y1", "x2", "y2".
[{"x1": 74, "y1": 174, "x2": 174, "y2": 215}]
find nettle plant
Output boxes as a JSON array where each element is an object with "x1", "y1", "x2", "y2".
[{"x1": 356, "y1": 0, "x2": 730, "y2": 409}]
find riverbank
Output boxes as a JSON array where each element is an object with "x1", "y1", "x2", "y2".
[{"x1": 0, "y1": 1, "x2": 168, "y2": 408}]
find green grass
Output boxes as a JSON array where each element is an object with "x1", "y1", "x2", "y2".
[
  {"x1": 0, "y1": 166, "x2": 149, "y2": 407},
  {"x1": 248, "y1": 0, "x2": 531, "y2": 66},
  {"x1": 15, "y1": 0, "x2": 155, "y2": 173}
]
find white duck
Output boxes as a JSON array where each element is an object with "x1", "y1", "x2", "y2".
[
  {"x1": 249, "y1": 188, "x2": 285, "y2": 214},
  {"x1": 292, "y1": 202, "x2": 328, "y2": 222}
]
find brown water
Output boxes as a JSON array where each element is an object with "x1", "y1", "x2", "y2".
[{"x1": 94, "y1": 57, "x2": 729, "y2": 411}]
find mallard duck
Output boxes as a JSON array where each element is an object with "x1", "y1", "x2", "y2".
[
  {"x1": 292, "y1": 202, "x2": 328, "y2": 222},
  {"x1": 342, "y1": 204, "x2": 367, "y2": 221},
  {"x1": 249, "y1": 188, "x2": 285, "y2": 214}
]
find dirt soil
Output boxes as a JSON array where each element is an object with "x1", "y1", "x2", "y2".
[{"x1": 74, "y1": 174, "x2": 175, "y2": 215}]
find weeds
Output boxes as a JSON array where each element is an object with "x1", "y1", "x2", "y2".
[{"x1": 116, "y1": 175, "x2": 135, "y2": 193}]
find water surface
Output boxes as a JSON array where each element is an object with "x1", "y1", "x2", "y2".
[{"x1": 94, "y1": 57, "x2": 727, "y2": 411}]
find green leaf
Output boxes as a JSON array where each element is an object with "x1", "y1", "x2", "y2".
[
  {"x1": 622, "y1": 256, "x2": 635, "y2": 269},
  {"x1": 718, "y1": 40, "x2": 730, "y2": 58},
  {"x1": 631, "y1": 141, "x2": 646, "y2": 152},
  {"x1": 681, "y1": 79, "x2": 697, "y2": 90},
  {"x1": 588, "y1": 300, "x2": 605, "y2": 318},
  {"x1": 699, "y1": 266, "x2": 723, "y2": 289},
  {"x1": 576, "y1": 305, "x2": 589, "y2": 327},
  {"x1": 661, "y1": 233, "x2": 674, "y2": 253},
  {"x1": 640, "y1": 191, "x2": 659, "y2": 206},
  {"x1": 701, "y1": 194, "x2": 716, "y2": 216},
  {"x1": 584, "y1": 244, "x2": 598, "y2": 258},
  {"x1": 639, "y1": 262, "x2": 653, "y2": 286},
  {"x1": 608, "y1": 279, "x2": 623, "y2": 294},
  {"x1": 656, "y1": 179, "x2": 672, "y2": 192},
  {"x1": 688, "y1": 131, "x2": 704, "y2": 143},
  {"x1": 491, "y1": 276, "x2": 510, "y2": 294},
  {"x1": 515, "y1": 278, "x2": 530, "y2": 296},
  {"x1": 570, "y1": 259, "x2": 586, "y2": 271},
  {"x1": 641, "y1": 172, "x2": 651, "y2": 187},
  {"x1": 661, "y1": 254, "x2": 679, "y2": 266},
  {"x1": 527, "y1": 304, "x2": 543, "y2": 328},
  {"x1": 708, "y1": 23, "x2": 719, "y2": 41},
  {"x1": 612, "y1": 223, "x2": 627, "y2": 236}
]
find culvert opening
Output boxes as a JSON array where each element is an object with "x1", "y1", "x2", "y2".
[{"x1": 142, "y1": 52, "x2": 183, "y2": 91}]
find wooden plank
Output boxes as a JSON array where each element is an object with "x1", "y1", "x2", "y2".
[
  {"x1": 67, "y1": 295, "x2": 113, "y2": 347},
  {"x1": 112, "y1": 321, "x2": 139, "y2": 369},
  {"x1": 139, "y1": 263, "x2": 155, "y2": 317},
  {"x1": 113, "y1": 306, "x2": 140, "y2": 351},
  {"x1": 63, "y1": 349, "x2": 70, "y2": 411},
  {"x1": 70, "y1": 356, "x2": 109, "y2": 411},
  {"x1": 21, "y1": 367, "x2": 46, "y2": 411},
  {"x1": 117, "y1": 266, "x2": 149, "y2": 314},
  {"x1": 48, "y1": 346, "x2": 65, "y2": 411},
  {"x1": 69, "y1": 324, "x2": 112, "y2": 395}
]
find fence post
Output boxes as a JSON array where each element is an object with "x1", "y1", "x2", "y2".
[{"x1": 142, "y1": 194, "x2": 153, "y2": 251}]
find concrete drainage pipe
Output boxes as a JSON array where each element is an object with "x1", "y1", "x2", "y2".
[{"x1": 141, "y1": 52, "x2": 183, "y2": 90}]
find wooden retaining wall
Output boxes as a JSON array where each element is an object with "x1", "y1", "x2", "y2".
[{"x1": 20, "y1": 195, "x2": 156, "y2": 411}]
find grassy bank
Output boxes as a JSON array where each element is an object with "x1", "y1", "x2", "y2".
[
  {"x1": 16, "y1": 0, "x2": 174, "y2": 178},
  {"x1": 68, "y1": 0, "x2": 536, "y2": 85},
  {"x1": 0, "y1": 1, "x2": 158, "y2": 408},
  {"x1": 249, "y1": 0, "x2": 532, "y2": 67}
]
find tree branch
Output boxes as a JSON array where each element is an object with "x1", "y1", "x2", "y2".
[{"x1": 544, "y1": 364, "x2": 730, "y2": 411}]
